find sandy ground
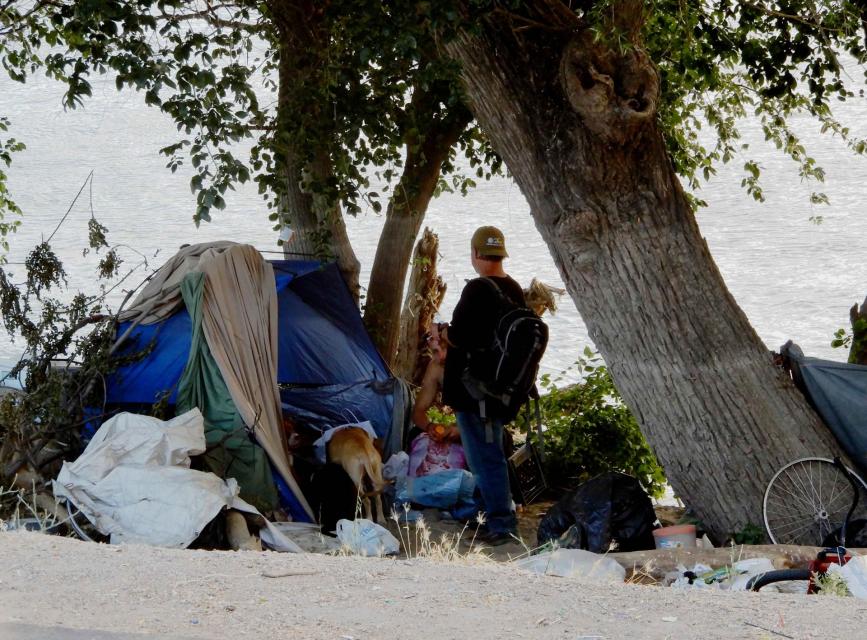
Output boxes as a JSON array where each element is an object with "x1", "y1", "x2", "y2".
[{"x1": 2, "y1": 533, "x2": 867, "y2": 640}]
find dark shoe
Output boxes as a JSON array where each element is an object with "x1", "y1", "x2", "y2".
[{"x1": 465, "y1": 529, "x2": 516, "y2": 548}]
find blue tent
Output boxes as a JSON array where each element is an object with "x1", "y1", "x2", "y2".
[{"x1": 105, "y1": 259, "x2": 407, "y2": 517}]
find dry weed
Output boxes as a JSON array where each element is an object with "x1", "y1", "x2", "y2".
[{"x1": 0, "y1": 481, "x2": 69, "y2": 534}]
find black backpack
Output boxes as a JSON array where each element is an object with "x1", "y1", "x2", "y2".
[{"x1": 462, "y1": 277, "x2": 549, "y2": 423}]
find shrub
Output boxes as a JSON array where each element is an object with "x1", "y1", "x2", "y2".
[{"x1": 516, "y1": 348, "x2": 667, "y2": 498}]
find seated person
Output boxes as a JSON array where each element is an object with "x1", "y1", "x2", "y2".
[{"x1": 409, "y1": 323, "x2": 465, "y2": 477}]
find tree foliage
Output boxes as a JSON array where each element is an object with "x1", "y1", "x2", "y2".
[
  {"x1": 640, "y1": 1, "x2": 867, "y2": 209},
  {"x1": 4, "y1": 1, "x2": 864, "y2": 246},
  {"x1": 0, "y1": 191, "x2": 151, "y2": 485},
  {"x1": 0, "y1": 1, "x2": 498, "y2": 230},
  {"x1": 516, "y1": 349, "x2": 667, "y2": 498}
]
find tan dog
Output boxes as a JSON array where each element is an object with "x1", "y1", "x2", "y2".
[{"x1": 326, "y1": 427, "x2": 387, "y2": 523}]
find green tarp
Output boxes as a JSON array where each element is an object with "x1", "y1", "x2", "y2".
[{"x1": 176, "y1": 271, "x2": 278, "y2": 512}]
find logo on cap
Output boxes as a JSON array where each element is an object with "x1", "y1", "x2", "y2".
[{"x1": 487, "y1": 237, "x2": 503, "y2": 247}]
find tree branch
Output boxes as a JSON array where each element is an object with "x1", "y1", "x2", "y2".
[
  {"x1": 159, "y1": 0, "x2": 261, "y2": 31},
  {"x1": 740, "y1": 1, "x2": 846, "y2": 33}
]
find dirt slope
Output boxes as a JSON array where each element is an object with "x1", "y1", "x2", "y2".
[{"x1": 1, "y1": 532, "x2": 865, "y2": 639}]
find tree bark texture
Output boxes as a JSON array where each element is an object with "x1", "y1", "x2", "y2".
[
  {"x1": 442, "y1": 6, "x2": 846, "y2": 540},
  {"x1": 271, "y1": 2, "x2": 361, "y2": 300},
  {"x1": 363, "y1": 110, "x2": 469, "y2": 364},
  {"x1": 392, "y1": 228, "x2": 447, "y2": 384}
]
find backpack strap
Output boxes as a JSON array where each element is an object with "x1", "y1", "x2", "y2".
[{"x1": 479, "y1": 276, "x2": 522, "y2": 309}]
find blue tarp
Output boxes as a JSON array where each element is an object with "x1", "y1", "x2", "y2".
[
  {"x1": 106, "y1": 259, "x2": 396, "y2": 447},
  {"x1": 781, "y1": 341, "x2": 867, "y2": 474},
  {"x1": 272, "y1": 262, "x2": 388, "y2": 385},
  {"x1": 105, "y1": 309, "x2": 193, "y2": 405}
]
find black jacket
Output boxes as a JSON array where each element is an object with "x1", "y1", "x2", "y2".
[{"x1": 442, "y1": 275, "x2": 525, "y2": 415}]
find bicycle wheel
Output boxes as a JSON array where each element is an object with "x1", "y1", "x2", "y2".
[
  {"x1": 747, "y1": 569, "x2": 812, "y2": 592},
  {"x1": 763, "y1": 457, "x2": 867, "y2": 545}
]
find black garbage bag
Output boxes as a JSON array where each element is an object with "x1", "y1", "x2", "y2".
[
  {"x1": 822, "y1": 518, "x2": 867, "y2": 547},
  {"x1": 537, "y1": 472, "x2": 657, "y2": 552}
]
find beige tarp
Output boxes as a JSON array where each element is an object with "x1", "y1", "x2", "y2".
[
  {"x1": 119, "y1": 241, "x2": 237, "y2": 325},
  {"x1": 117, "y1": 241, "x2": 314, "y2": 520}
]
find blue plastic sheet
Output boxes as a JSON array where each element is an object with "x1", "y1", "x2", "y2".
[
  {"x1": 396, "y1": 469, "x2": 477, "y2": 510},
  {"x1": 273, "y1": 262, "x2": 388, "y2": 385},
  {"x1": 106, "y1": 261, "x2": 395, "y2": 440},
  {"x1": 103, "y1": 257, "x2": 403, "y2": 516},
  {"x1": 782, "y1": 342, "x2": 867, "y2": 473},
  {"x1": 280, "y1": 380, "x2": 396, "y2": 456},
  {"x1": 106, "y1": 309, "x2": 192, "y2": 405}
]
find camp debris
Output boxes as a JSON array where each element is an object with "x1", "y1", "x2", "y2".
[
  {"x1": 335, "y1": 518, "x2": 400, "y2": 557},
  {"x1": 537, "y1": 472, "x2": 658, "y2": 554},
  {"x1": 102, "y1": 241, "x2": 407, "y2": 522},
  {"x1": 666, "y1": 558, "x2": 783, "y2": 592},
  {"x1": 54, "y1": 408, "x2": 301, "y2": 551}
]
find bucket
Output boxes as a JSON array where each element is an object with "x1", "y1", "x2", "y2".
[{"x1": 652, "y1": 524, "x2": 697, "y2": 549}]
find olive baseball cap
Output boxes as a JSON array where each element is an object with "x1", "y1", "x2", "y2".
[{"x1": 471, "y1": 225, "x2": 508, "y2": 257}]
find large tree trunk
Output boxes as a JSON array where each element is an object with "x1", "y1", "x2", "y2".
[
  {"x1": 271, "y1": 2, "x2": 361, "y2": 299},
  {"x1": 442, "y1": 4, "x2": 846, "y2": 540},
  {"x1": 363, "y1": 109, "x2": 469, "y2": 364}
]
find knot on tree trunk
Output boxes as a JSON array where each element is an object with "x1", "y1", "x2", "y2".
[
  {"x1": 553, "y1": 208, "x2": 602, "y2": 271},
  {"x1": 559, "y1": 34, "x2": 659, "y2": 145}
]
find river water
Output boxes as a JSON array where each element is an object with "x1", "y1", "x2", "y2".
[{"x1": 2, "y1": 72, "x2": 867, "y2": 379}]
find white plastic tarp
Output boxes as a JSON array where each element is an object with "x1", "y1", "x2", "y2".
[
  {"x1": 514, "y1": 549, "x2": 626, "y2": 583},
  {"x1": 53, "y1": 409, "x2": 301, "y2": 551}
]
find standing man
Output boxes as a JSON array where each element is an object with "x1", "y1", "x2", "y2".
[{"x1": 439, "y1": 226, "x2": 525, "y2": 545}]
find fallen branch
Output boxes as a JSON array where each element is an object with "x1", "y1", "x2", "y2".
[
  {"x1": 743, "y1": 621, "x2": 794, "y2": 639},
  {"x1": 261, "y1": 570, "x2": 319, "y2": 579}
]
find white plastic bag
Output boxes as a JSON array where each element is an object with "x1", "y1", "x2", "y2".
[
  {"x1": 514, "y1": 549, "x2": 625, "y2": 583},
  {"x1": 382, "y1": 451, "x2": 409, "y2": 482},
  {"x1": 830, "y1": 555, "x2": 867, "y2": 598},
  {"x1": 729, "y1": 558, "x2": 777, "y2": 591},
  {"x1": 336, "y1": 518, "x2": 400, "y2": 557}
]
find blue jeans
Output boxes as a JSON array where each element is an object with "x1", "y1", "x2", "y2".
[{"x1": 456, "y1": 411, "x2": 516, "y2": 535}]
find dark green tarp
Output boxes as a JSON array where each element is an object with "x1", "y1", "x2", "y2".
[{"x1": 176, "y1": 271, "x2": 278, "y2": 512}]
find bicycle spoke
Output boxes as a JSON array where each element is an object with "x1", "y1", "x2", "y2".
[
  {"x1": 824, "y1": 475, "x2": 851, "y2": 516},
  {"x1": 766, "y1": 510, "x2": 813, "y2": 529},
  {"x1": 819, "y1": 462, "x2": 824, "y2": 512},
  {"x1": 825, "y1": 486, "x2": 854, "y2": 517},
  {"x1": 773, "y1": 519, "x2": 819, "y2": 544},
  {"x1": 766, "y1": 493, "x2": 813, "y2": 514},
  {"x1": 765, "y1": 510, "x2": 814, "y2": 531},
  {"x1": 772, "y1": 479, "x2": 820, "y2": 513},
  {"x1": 807, "y1": 460, "x2": 821, "y2": 505},
  {"x1": 784, "y1": 466, "x2": 818, "y2": 511}
]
